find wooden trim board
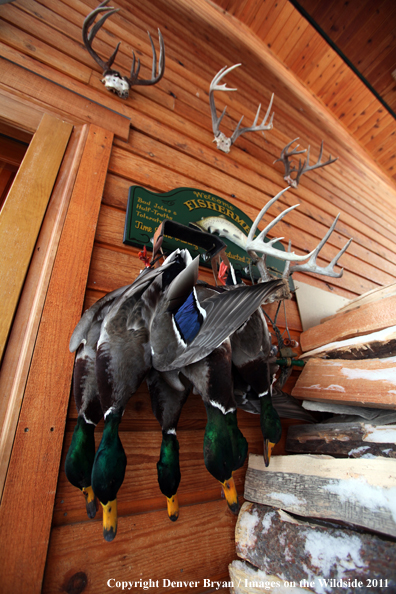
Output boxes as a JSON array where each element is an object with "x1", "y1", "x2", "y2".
[
  {"x1": 0, "y1": 124, "x2": 89, "y2": 502},
  {"x1": 0, "y1": 112, "x2": 73, "y2": 364},
  {"x1": 0, "y1": 124, "x2": 113, "y2": 594}
]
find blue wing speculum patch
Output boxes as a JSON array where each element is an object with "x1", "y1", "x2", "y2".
[{"x1": 173, "y1": 288, "x2": 206, "y2": 344}]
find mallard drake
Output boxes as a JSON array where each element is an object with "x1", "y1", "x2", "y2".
[
  {"x1": 146, "y1": 367, "x2": 191, "y2": 521},
  {"x1": 66, "y1": 284, "x2": 131, "y2": 518},
  {"x1": 181, "y1": 340, "x2": 241, "y2": 513},
  {"x1": 148, "y1": 360, "x2": 248, "y2": 519},
  {"x1": 230, "y1": 305, "x2": 281, "y2": 465},
  {"x1": 91, "y1": 249, "x2": 196, "y2": 541},
  {"x1": 149, "y1": 277, "x2": 283, "y2": 512}
]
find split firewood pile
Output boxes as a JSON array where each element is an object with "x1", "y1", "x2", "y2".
[{"x1": 229, "y1": 283, "x2": 396, "y2": 593}]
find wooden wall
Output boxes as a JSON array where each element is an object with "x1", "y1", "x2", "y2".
[{"x1": 1, "y1": 0, "x2": 396, "y2": 592}]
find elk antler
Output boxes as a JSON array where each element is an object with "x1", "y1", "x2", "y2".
[
  {"x1": 274, "y1": 139, "x2": 337, "y2": 187},
  {"x1": 82, "y1": 0, "x2": 165, "y2": 99},
  {"x1": 209, "y1": 64, "x2": 274, "y2": 153}
]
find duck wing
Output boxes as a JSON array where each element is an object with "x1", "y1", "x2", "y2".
[
  {"x1": 70, "y1": 284, "x2": 131, "y2": 353},
  {"x1": 70, "y1": 249, "x2": 193, "y2": 353},
  {"x1": 153, "y1": 279, "x2": 283, "y2": 371}
]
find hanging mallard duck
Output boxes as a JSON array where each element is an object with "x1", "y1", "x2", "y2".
[{"x1": 67, "y1": 189, "x2": 351, "y2": 541}]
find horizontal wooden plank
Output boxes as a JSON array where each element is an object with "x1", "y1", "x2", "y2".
[
  {"x1": 0, "y1": 57, "x2": 130, "y2": 140},
  {"x1": 245, "y1": 454, "x2": 396, "y2": 537},
  {"x1": 44, "y1": 500, "x2": 237, "y2": 594},
  {"x1": 291, "y1": 356, "x2": 396, "y2": 408},
  {"x1": 0, "y1": 14, "x2": 91, "y2": 83}
]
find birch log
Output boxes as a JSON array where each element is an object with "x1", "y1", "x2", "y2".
[
  {"x1": 299, "y1": 325, "x2": 396, "y2": 360},
  {"x1": 300, "y1": 295, "x2": 396, "y2": 352},
  {"x1": 291, "y1": 357, "x2": 396, "y2": 408},
  {"x1": 229, "y1": 560, "x2": 313, "y2": 594},
  {"x1": 244, "y1": 454, "x2": 396, "y2": 537},
  {"x1": 234, "y1": 502, "x2": 396, "y2": 594},
  {"x1": 286, "y1": 422, "x2": 396, "y2": 457}
]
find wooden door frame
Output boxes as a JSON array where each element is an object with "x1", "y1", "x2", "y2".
[{"x1": 0, "y1": 95, "x2": 114, "y2": 593}]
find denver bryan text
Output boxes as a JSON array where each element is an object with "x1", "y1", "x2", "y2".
[{"x1": 107, "y1": 578, "x2": 232, "y2": 590}]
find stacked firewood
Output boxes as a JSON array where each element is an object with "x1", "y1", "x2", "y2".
[{"x1": 228, "y1": 283, "x2": 396, "y2": 593}]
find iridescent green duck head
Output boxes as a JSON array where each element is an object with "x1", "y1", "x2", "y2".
[
  {"x1": 203, "y1": 403, "x2": 240, "y2": 514},
  {"x1": 260, "y1": 392, "x2": 282, "y2": 467},
  {"x1": 225, "y1": 410, "x2": 248, "y2": 472},
  {"x1": 157, "y1": 431, "x2": 181, "y2": 521},
  {"x1": 91, "y1": 411, "x2": 127, "y2": 542},
  {"x1": 65, "y1": 415, "x2": 98, "y2": 519}
]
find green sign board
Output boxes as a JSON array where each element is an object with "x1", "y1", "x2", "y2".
[{"x1": 124, "y1": 186, "x2": 293, "y2": 286}]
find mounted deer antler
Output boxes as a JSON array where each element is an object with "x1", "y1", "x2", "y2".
[
  {"x1": 209, "y1": 64, "x2": 274, "y2": 153},
  {"x1": 245, "y1": 188, "x2": 351, "y2": 299},
  {"x1": 82, "y1": 0, "x2": 165, "y2": 99},
  {"x1": 274, "y1": 138, "x2": 338, "y2": 187}
]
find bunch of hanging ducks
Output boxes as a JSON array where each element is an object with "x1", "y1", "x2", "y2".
[{"x1": 66, "y1": 246, "x2": 306, "y2": 542}]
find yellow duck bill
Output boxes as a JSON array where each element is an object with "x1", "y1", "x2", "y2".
[
  {"x1": 166, "y1": 494, "x2": 179, "y2": 522},
  {"x1": 102, "y1": 499, "x2": 118, "y2": 542},
  {"x1": 263, "y1": 439, "x2": 276, "y2": 468},
  {"x1": 221, "y1": 475, "x2": 239, "y2": 514},
  {"x1": 82, "y1": 485, "x2": 98, "y2": 519}
]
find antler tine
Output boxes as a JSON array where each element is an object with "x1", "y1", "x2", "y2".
[
  {"x1": 247, "y1": 187, "x2": 290, "y2": 243},
  {"x1": 294, "y1": 141, "x2": 338, "y2": 186},
  {"x1": 273, "y1": 138, "x2": 307, "y2": 188},
  {"x1": 128, "y1": 51, "x2": 141, "y2": 84},
  {"x1": 209, "y1": 64, "x2": 240, "y2": 137},
  {"x1": 231, "y1": 93, "x2": 275, "y2": 144},
  {"x1": 246, "y1": 187, "x2": 316, "y2": 263},
  {"x1": 289, "y1": 214, "x2": 352, "y2": 278},
  {"x1": 210, "y1": 64, "x2": 241, "y2": 92},
  {"x1": 273, "y1": 138, "x2": 306, "y2": 164},
  {"x1": 129, "y1": 29, "x2": 165, "y2": 86},
  {"x1": 82, "y1": 0, "x2": 121, "y2": 72},
  {"x1": 247, "y1": 204, "x2": 316, "y2": 262}
]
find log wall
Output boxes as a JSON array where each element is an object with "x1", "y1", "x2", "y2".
[{"x1": 1, "y1": 0, "x2": 396, "y2": 592}]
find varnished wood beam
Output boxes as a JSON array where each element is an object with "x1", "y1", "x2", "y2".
[
  {"x1": 0, "y1": 124, "x2": 113, "y2": 594},
  {"x1": 0, "y1": 124, "x2": 89, "y2": 502},
  {"x1": 0, "y1": 112, "x2": 73, "y2": 363}
]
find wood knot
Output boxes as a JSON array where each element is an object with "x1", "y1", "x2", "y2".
[{"x1": 62, "y1": 572, "x2": 88, "y2": 594}]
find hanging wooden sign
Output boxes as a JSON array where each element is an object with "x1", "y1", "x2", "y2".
[{"x1": 123, "y1": 186, "x2": 290, "y2": 283}]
